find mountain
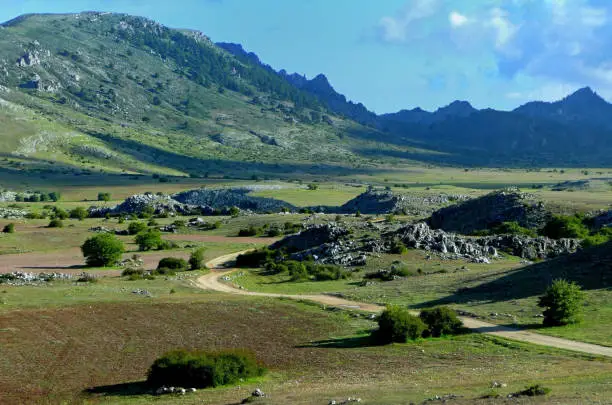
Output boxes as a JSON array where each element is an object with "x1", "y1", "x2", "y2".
[
  {"x1": 0, "y1": 12, "x2": 610, "y2": 175},
  {"x1": 0, "y1": 12, "x2": 407, "y2": 180},
  {"x1": 513, "y1": 87, "x2": 612, "y2": 129}
]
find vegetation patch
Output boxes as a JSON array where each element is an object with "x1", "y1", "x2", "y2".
[{"x1": 147, "y1": 349, "x2": 265, "y2": 389}]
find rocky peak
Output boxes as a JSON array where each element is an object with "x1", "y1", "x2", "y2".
[{"x1": 434, "y1": 100, "x2": 476, "y2": 118}]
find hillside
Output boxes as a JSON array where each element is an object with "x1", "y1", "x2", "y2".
[
  {"x1": 0, "y1": 12, "x2": 425, "y2": 179},
  {"x1": 0, "y1": 12, "x2": 610, "y2": 176}
]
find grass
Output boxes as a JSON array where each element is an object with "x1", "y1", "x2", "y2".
[
  {"x1": 251, "y1": 184, "x2": 366, "y2": 207},
  {"x1": 2, "y1": 290, "x2": 612, "y2": 405}
]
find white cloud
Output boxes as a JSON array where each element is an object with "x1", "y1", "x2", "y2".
[
  {"x1": 580, "y1": 7, "x2": 607, "y2": 27},
  {"x1": 486, "y1": 8, "x2": 518, "y2": 50},
  {"x1": 449, "y1": 11, "x2": 469, "y2": 27},
  {"x1": 377, "y1": 0, "x2": 440, "y2": 43}
]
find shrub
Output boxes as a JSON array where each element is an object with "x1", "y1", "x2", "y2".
[
  {"x1": 2, "y1": 223, "x2": 15, "y2": 233},
  {"x1": 76, "y1": 273, "x2": 98, "y2": 283},
  {"x1": 147, "y1": 349, "x2": 265, "y2": 388},
  {"x1": 157, "y1": 257, "x2": 188, "y2": 272},
  {"x1": 48, "y1": 192, "x2": 61, "y2": 202},
  {"x1": 53, "y1": 208, "x2": 69, "y2": 220},
  {"x1": 47, "y1": 219, "x2": 64, "y2": 228},
  {"x1": 490, "y1": 221, "x2": 537, "y2": 237},
  {"x1": 238, "y1": 226, "x2": 260, "y2": 237},
  {"x1": 374, "y1": 305, "x2": 427, "y2": 344},
  {"x1": 128, "y1": 221, "x2": 148, "y2": 235},
  {"x1": 81, "y1": 233, "x2": 125, "y2": 267},
  {"x1": 228, "y1": 206, "x2": 240, "y2": 217},
  {"x1": 538, "y1": 279, "x2": 585, "y2": 326},
  {"x1": 513, "y1": 384, "x2": 551, "y2": 397},
  {"x1": 236, "y1": 248, "x2": 275, "y2": 268},
  {"x1": 582, "y1": 227, "x2": 612, "y2": 248},
  {"x1": 419, "y1": 306, "x2": 463, "y2": 337},
  {"x1": 307, "y1": 183, "x2": 319, "y2": 190},
  {"x1": 135, "y1": 229, "x2": 163, "y2": 251},
  {"x1": 365, "y1": 263, "x2": 415, "y2": 281},
  {"x1": 122, "y1": 267, "x2": 145, "y2": 277},
  {"x1": 310, "y1": 263, "x2": 348, "y2": 281},
  {"x1": 189, "y1": 247, "x2": 206, "y2": 270},
  {"x1": 70, "y1": 207, "x2": 88, "y2": 220},
  {"x1": 97, "y1": 192, "x2": 112, "y2": 202},
  {"x1": 267, "y1": 227, "x2": 282, "y2": 237},
  {"x1": 389, "y1": 239, "x2": 408, "y2": 254},
  {"x1": 542, "y1": 215, "x2": 589, "y2": 239}
]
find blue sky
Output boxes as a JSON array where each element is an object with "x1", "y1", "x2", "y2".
[{"x1": 0, "y1": 0, "x2": 610, "y2": 113}]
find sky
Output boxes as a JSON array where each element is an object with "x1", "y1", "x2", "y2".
[{"x1": 0, "y1": 0, "x2": 610, "y2": 113}]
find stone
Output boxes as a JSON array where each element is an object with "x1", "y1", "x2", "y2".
[{"x1": 252, "y1": 388, "x2": 265, "y2": 397}]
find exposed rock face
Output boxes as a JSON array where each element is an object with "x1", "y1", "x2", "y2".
[
  {"x1": 335, "y1": 189, "x2": 470, "y2": 215},
  {"x1": 393, "y1": 222, "x2": 579, "y2": 261},
  {"x1": 271, "y1": 223, "x2": 349, "y2": 252},
  {"x1": 428, "y1": 189, "x2": 551, "y2": 234},
  {"x1": 88, "y1": 193, "x2": 212, "y2": 217},
  {"x1": 173, "y1": 188, "x2": 295, "y2": 212}
]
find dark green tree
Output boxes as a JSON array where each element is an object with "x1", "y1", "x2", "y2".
[
  {"x1": 81, "y1": 233, "x2": 125, "y2": 267},
  {"x1": 538, "y1": 279, "x2": 585, "y2": 326}
]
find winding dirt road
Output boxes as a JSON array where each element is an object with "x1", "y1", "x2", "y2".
[{"x1": 197, "y1": 251, "x2": 612, "y2": 358}]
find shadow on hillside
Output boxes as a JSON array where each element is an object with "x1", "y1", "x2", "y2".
[
  {"x1": 20, "y1": 265, "x2": 87, "y2": 270},
  {"x1": 87, "y1": 131, "x2": 380, "y2": 178},
  {"x1": 417, "y1": 242, "x2": 612, "y2": 308},
  {"x1": 84, "y1": 381, "x2": 151, "y2": 397},
  {"x1": 297, "y1": 334, "x2": 378, "y2": 349}
]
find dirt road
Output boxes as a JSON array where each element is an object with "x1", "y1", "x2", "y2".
[{"x1": 197, "y1": 251, "x2": 612, "y2": 358}]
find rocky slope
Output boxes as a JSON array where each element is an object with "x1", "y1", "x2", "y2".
[{"x1": 428, "y1": 189, "x2": 551, "y2": 234}]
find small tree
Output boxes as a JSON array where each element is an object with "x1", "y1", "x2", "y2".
[
  {"x1": 97, "y1": 192, "x2": 112, "y2": 202},
  {"x1": 81, "y1": 233, "x2": 125, "y2": 267},
  {"x1": 538, "y1": 279, "x2": 585, "y2": 326},
  {"x1": 48, "y1": 192, "x2": 61, "y2": 202},
  {"x1": 419, "y1": 306, "x2": 463, "y2": 337},
  {"x1": 374, "y1": 305, "x2": 427, "y2": 344},
  {"x1": 135, "y1": 229, "x2": 163, "y2": 251},
  {"x1": 53, "y1": 208, "x2": 69, "y2": 220},
  {"x1": 2, "y1": 223, "x2": 15, "y2": 233},
  {"x1": 128, "y1": 221, "x2": 148, "y2": 235},
  {"x1": 189, "y1": 247, "x2": 206, "y2": 270},
  {"x1": 157, "y1": 257, "x2": 188, "y2": 272},
  {"x1": 48, "y1": 218, "x2": 64, "y2": 228},
  {"x1": 70, "y1": 207, "x2": 88, "y2": 220}
]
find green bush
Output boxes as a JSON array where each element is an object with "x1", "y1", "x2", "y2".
[
  {"x1": 157, "y1": 257, "x2": 188, "y2": 272},
  {"x1": 97, "y1": 192, "x2": 112, "y2": 202},
  {"x1": 236, "y1": 248, "x2": 275, "y2": 268},
  {"x1": 389, "y1": 239, "x2": 408, "y2": 254},
  {"x1": 128, "y1": 221, "x2": 148, "y2": 235},
  {"x1": 70, "y1": 207, "x2": 89, "y2": 220},
  {"x1": 53, "y1": 208, "x2": 69, "y2": 220},
  {"x1": 490, "y1": 221, "x2": 537, "y2": 237},
  {"x1": 419, "y1": 306, "x2": 463, "y2": 337},
  {"x1": 2, "y1": 223, "x2": 15, "y2": 233},
  {"x1": 542, "y1": 215, "x2": 589, "y2": 239},
  {"x1": 365, "y1": 263, "x2": 415, "y2": 281},
  {"x1": 147, "y1": 349, "x2": 265, "y2": 388},
  {"x1": 81, "y1": 233, "x2": 125, "y2": 267},
  {"x1": 238, "y1": 226, "x2": 260, "y2": 237},
  {"x1": 374, "y1": 305, "x2": 427, "y2": 344},
  {"x1": 582, "y1": 227, "x2": 612, "y2": 248},
  {"x1": 538, "y1": 279, "x2": 585, "y2": 326},
  {"x1": 47, "y1": 218, "x2": 64, "y2": 228},
  {"x1": 48, "y1": 192, "x2": 61, "y2": 202},
  {"x1": 135, "y1": 229, "x2": 163, "y2": 251},
  {"x1": 513, "y1": 384, "x2": 551, "y2": 397},
  {"x1": 189, "y1": 247, "x2": 206, "y2": 270}
]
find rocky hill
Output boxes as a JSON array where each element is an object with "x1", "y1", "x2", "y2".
[{"x1": 428, "y1": 189, "x2": 551, "y2": 234}]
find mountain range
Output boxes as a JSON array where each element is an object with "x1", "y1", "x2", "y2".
[{"x1": 0, "y1": 11, "x2": 610, "y2": 179}]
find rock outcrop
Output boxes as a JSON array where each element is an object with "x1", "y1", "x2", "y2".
[
  {"x1": 428, "y1": 188, "x2": 551, "y2": 234},
  {"x1": 392, "y1": 222, "x2": 579, "y2": 261},
  {"x1": 173, "y1": 187, "x2": 295, "y2": 213},
  {"x1": 88, "y1": 193, "x2": 211, "y2": 217},
  {"x1": 335, "y1": 189, "x2": 470, "y2": 215}
]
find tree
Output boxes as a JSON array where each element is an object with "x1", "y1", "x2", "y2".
[
  {"x1": 419, "y1": 306, "x2": 463, "y2": 337},
  {"x1": 128, "y1": 221, "x2": 148, "y2": 235},
  {"x1": 2, "y1": 223, "x2": 15, "y2": 233},
  {"x1": 307, "y1": 183, "x2": 319, "y2": 191},
  {"x1": 70, "y1": 207, "x2": 89, "y2": 220},
  {"x1": 48, "y1": 192, "x2": 61, "y2": 202},
  {"x1": 538, "y1": 279, "x2": 585, "y2": 326},
  {"x1": 97, "y1": 192, "x2": 112, "y2": 202},
  {"x1": 374, "y1": 305, "x2": 427, "y2": 344},
  {"x1": 81, "y1": 233, "x2": 125, "y2": 267},
  {"x1": 47, "y1": 219, "x2": 64, "y2": 228},
  {"x1": 189, "y1": 247, "x2": 206, "y2": 270},
  {"x1": 135, "y1": 229, "x2": 163, "y2": 251}
]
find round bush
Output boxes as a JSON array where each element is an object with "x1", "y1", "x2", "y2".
[
  {"x1": 128, "y1": 221, "x2": 148, "y2": 235},
  {"x1": 48, "y1": 219, "x2": 64, "y2": 228},
  {"x1": 81, "y1": 233, "x2": 125, "y2": 267},
  {"x1": 375, "y1": 305, "x2": 427, "y2": 344},
  {"x1": 189, "y1": 247, "x2": 206, "y2": 270},
  {"x1": 538, "y1": 279, "x2": 585, "y2": 326},
  {"x1": 135, "y1": 229, "x2": 163, "y2": 251},
  {"x1": 147, "y1": 349, "x2": 265, "y2": 388},
  {"x1": 2, "y1": 223, "x2": 15, "y2": 233},
  {"x1": 419, "y1": 306, "x2": 463, "y2": 337},
  {"x1": 157, "y1": 257, "x2": 188, "y2": 272},
  {"x1": 70, "y1": 206, "x2": 89, "y2": 220}
]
